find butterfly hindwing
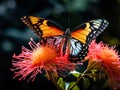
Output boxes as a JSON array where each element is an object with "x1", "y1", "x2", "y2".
[
  {"x1": 69, "y1": 38, "x2": 83, "y2": 55},
  {"x1": 21, "y1": 16, "x2": 64, "y2": 38}
]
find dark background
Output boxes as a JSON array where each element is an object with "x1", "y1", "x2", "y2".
[{"x1": 0, "y1": 0, "x2": 120, "y2": 90}]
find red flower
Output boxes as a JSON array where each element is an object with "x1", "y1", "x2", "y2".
[
  {"x1": 86, "y1": 40, "x2": 120, "y2": 90},
  {"x1": 11, "y1": 38, "x2": 75, "y2": 81}
]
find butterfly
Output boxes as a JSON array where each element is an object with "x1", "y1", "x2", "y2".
[{"x1": 21, "y1": 16, "x2": 109, "y2": 61}]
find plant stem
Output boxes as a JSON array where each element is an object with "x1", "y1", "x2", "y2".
[
  {"x1": 68, "y1": 69, "x2": 87, "y2": 90},
  {"x1": 68, "y1": 60, "x2": 100, "y2": 90},
  {"x1": 49, "y1": 72, "x2": 62, "y2": 90}
]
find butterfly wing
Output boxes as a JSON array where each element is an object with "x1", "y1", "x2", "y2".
[
  {"x1": 21, "y1": 16, "x2": 64, "y2": 38},
  {"x1": 71, "y1": 19, "x2": 109, "y2": 44},
  {"x1": 70, "y1": 19, "x2": 109, "y2": 60}
]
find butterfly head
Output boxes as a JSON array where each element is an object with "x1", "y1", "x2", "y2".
[{"x1": 64, "y1": 28, "x2": 71, "y2": 38}]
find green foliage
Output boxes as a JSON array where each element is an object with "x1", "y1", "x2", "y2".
[
  {"x1": 82, "y1": 78, "x2": 90, "y2": 90},
  {"x1": 68, "y1": 82, "x2": 80, "y2": 90},
  {"x1": 57, "y1": 77, "x2": 65, "y2": 90},
  {"x1": 70, "y1": 70, "x2": 80, "y2": 78}
]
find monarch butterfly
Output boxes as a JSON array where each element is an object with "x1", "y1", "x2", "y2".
[{"x1": 21, "y1": 16, "x2": 109, "y2": 60}]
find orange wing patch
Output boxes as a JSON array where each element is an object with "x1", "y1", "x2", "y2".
[
  {"x1": 71, "y1": 23, "x2": 91, "y2": 44},
  {"x1": 39, "y1": 25, "x2": 64, "y2": 37},
  {"x1": 39, "y1": 19, "x2": 64, "y2": 37},
  {"x1": 28, "y1": 16, "x2": 44, "y2": 24},
  {"x1": 21, "y1": 16, "x2": 64, "y2": 38}
]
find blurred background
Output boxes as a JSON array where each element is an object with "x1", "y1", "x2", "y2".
[{"x1": 0, "y1": 0, "x2": 120, "y2": 90}]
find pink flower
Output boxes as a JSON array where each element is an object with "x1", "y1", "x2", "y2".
[
  {"x1": 86, "y1": 40, "x2": 120, "y2": 90},
  {"x1": 11, "y1": 38, "x2": 75, "y2": 82}
]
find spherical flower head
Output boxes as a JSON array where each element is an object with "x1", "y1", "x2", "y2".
[
  {"x1": 86, "y1": 40, "x2": 120, "y2": 90},
  {"x1": 11, "y1": 38, "x2": 75, "y2": 82},
  {"x1": 32, "y1": 45, "x2": 57, "y2": 65}
]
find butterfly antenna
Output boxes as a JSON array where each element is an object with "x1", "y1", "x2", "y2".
[{"x1": 67, "y1": 14, "x2": 70, "y2": 28}]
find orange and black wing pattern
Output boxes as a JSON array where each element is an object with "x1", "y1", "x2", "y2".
[
  {"x1": 21, "y1": 16, "x2": 64, "y2": 38},
  {"x1": 70, "y1": 19, "x2": 109, "y2": 59},
  {"x1": 71, "y1": 19, "x2": 109, "y2": 44}
]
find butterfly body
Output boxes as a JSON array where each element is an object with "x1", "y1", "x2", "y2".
[{"x1": 21, "y1": 16, "x2": 109, "y2": 60}]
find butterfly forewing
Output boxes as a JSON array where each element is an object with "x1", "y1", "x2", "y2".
[
  {"x1": 21, "y1": 16, "x2": 43, "y2": 38},
  {"x1": 70, "y1": 19, "x2": 109, "y2": 60},
  {"x1": 21, "y1": 16, "x2": 64, "y2": 38},
  {"x1": 71, "y1": 19, "x2": 109, "y2": 44},
  {"x1": 87, "y1": 19, "x2": 109, "y2": 43}
]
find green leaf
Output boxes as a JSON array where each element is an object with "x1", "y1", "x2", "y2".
[
  {"x1": 89, "y1": 69, "x2": 98, "y2": 82},
  {"x1": 57, "y1": 77, "x2": 65, "y2": 90},
  {"x1": 70, "y1": 70, "x2": 80, "y2": 78},
  {"x1": 68, "y1": 82, "x2": 80, "y2": 90},
  {"x1": 91, "y1": 69, "x2": 97, "y2": 74},
  {"x1": 71, "y1": 85, "x2": 80, "y2": 90},
  {"x1": 82, "y1": 78, "x2": 90, "y2": 90}
]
